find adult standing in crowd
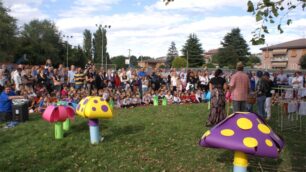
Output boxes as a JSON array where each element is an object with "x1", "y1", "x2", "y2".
[
  {"x1": 229, "y1": 62, "x2": 249, "y2": 112},
  {"x1": 291, "y1": 71, "x2": 303, "y2": 89},
  {"x1": 264, "y1": 72, "x2": 274, "y2": 120},
  {"x1": 276, "y1": 69, "x2": 288, "y2": 86},
  {"x1": 0, "y1": 85, "x2": 24, "y2": 122},
  {"x1": 255, "y1": 71, "x2": 268, "y2": 118},
  {"x1": 206, "y1": 69, "x2": 227, "y2": 127},
  {"x1": 68, "y1": 65, "x2": 76, "y2": 88},
  {"x1": 74, "y1": 67, "x2": 85, "y2": 89}
]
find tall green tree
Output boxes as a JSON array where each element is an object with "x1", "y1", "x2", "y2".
[
  {"x1": 216, "y1": 46, "x2": 240, "y2": 68},
  {"x1": 220, "y1": 28, "x2": 250, "y2": 64},
  {"x1": 93, "y1": 27, "x2": 109, "y2": 66},
  {"x1": 166, "y1": 41, "x2": 178, "y2": 67},
  {"x1": 181, "y1": 33, "x2": 204, "y2": 67},
  {"x1": 83, "y1": 29, "x2": 92, "y2": 60},
  {"x1": 69, "y1": 45, "x2": 87, "y2": 67},
  {"x1": 18, "y1": 19, "x2": 63, "y2": 65},
  {"x1": 0, "y1": 2, "x2": 17, "y2": 62}
]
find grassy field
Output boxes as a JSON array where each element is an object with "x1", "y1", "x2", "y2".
[{"x1": 0, "y1": 104, "x2": 306, "y2": 172}]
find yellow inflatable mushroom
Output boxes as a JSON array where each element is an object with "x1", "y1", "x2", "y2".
[{"x1": 76, "y1": 96, "x2": 113, "y2": 144}]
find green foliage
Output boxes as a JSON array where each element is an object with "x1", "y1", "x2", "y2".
[
  {"x1": 18, "y1": 19, "x2": 63, "y2": 65},
  {"x1": 205, "y1": 63, "x2": 216, "y2": 69},
  {"x1": 111, "y1": 55, "x2": 128, "y2": 69},
  {"x1": 138, "y1": 56, "x2": 152, "y2": 61},
  {"x1": 248, "y1": 0, "x2": 305, "y2": 45},
  {"x1": 221, "y1": 28, "x2": 250, "y2": 64},
  {"x1": 215, "y1": 46, "x2": 240, "y2": 69},
  {"x1": 130, "y1": 55, "x2": 138, "y2": 68},
  {"x1": 83, "y1": 29, "x2": 92, "y2": 59},
  {"x1": 300, "y1": 54, "x2": 306, "y2": 69},
  {"x1": 172, "y1": 57, "x2": 187, "y2": 68},
  {"x1": 0, "y1": 105, "x2": 305, "y2": 171},
  {"x1": 0, "y1": 2, "x2": 17, "y2": 62},
  {"x1": 181, "y1": 34, "x2": 204, "y2": 67},
  {"x1": 166, "y1": 41, "x2": 178, "y2": 67},
  {"x1": 93, "y1": 27, "x2": 109, "y2": 66},
  {"x1": 214, "y1": 28, "x2": 250, "y2": 68},
  {"x1": 246, "y1": 54, "x2": 261, "y2": 67}
]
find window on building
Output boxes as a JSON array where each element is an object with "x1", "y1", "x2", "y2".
[{"x1": 291, "y1": 49, "x2": 297, "y2": 57}]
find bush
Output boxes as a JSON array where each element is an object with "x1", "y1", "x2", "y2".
[
  {"x1": 172, "y1": 57, "x2": 187, "y2": 68},
  {"x1": 300, "y1": 54, "x2": 306, "y2": 69}
]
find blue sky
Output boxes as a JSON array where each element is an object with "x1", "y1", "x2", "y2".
[{"x1": 3, "y1": 0, "x2": 306, "y2": 57}]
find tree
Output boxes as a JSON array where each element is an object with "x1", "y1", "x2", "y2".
[
  {"x1": 172, "y1": 57, "x2": 187, "y2": 68},
  {"x1": 0, "y1": 2, "x2": 17, "y2": 62},
  {"x1": 215, "y1": 46, "x2": 240, "y2": 69},
  {"x1": 130, "y1": 55, "x2": 138, "y2": 68},
  {"x1": 300, "y1": 55, "x2": 306, "y2": 69},
  {"x1": 163, "y1": 0, "x2": 306, "y2": 45},
  {"x1": 111, "y1": 55, "x2": 128, "y2": 69},
  {"x1": 246, "y1": 54, "x2": 261, "y2": 67},
  {"x1": 181, "y1": 33, "x2": 204, "y2": 67},
  {"x1": 166, "y1": 41, "x2": 178, "y2": 67},
  {"x1": 220, "y1": 28, "x2": 250, "y2": 64},
  {"x1": 93, "y1": 27, "x2": 109, "y2": 66},
  {"x1": 18, "y1": 19, "x2": 63, "y2": 65},
  {"x1": 69, "y1": 45, "x2": 87, "y2": 67},
  {"x1": 138, "y1": 56, "x2": 152, "y2": 61},
  {"x1": 83, "y1": 29, "x2": 92, "y2": 60}
]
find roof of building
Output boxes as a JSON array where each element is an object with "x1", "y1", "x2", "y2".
[
  {"x1": 260, "y1": 38, "x2": 306, "y2": 50},
  {"x1": 205, "y1": 49, "x2": 219, "y2": 55}
]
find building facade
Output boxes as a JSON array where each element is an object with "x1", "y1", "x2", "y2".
[{"x1": 260, "y1": 38, "x2": 306, "y2": 70}]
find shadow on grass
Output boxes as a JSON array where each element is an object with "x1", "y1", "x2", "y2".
[{"x1": 105, "y1": 124, "x2": 145, "y2": 141}]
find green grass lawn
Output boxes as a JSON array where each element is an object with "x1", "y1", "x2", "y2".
[{"x1": 0, "y1": 104, "x2": 306, "y2": 172}]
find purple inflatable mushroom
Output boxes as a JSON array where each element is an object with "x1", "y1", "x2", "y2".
[{"x1": 199, "y1": 112, "x2": 284, "y2": 172}]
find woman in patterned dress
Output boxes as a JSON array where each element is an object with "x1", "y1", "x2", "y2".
[{"x1": 206, "y1": 69, "x2": 227, "y2": 127}]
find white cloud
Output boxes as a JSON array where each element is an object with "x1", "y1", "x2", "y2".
[
  {"x1": 149, "y1": 0, "x2": 246, "y2": 11},
  {"x1": 59, "y1": 0, "x2": 121, "y2": 17},
  {"x1": 3, "y1": 0, "x2": 48, "y2": 25}
]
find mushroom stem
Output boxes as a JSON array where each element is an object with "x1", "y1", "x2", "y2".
[
  {"x1": 63, "y1": 119, "x2": 70, "y2": 131},
  {"x1": 88, "y1": 119, "x2": 100, "y2": 144},
  {"x1": 54, "y1": 122, "x2": 64, "y2": 139},
  {"x1": 233, "y1": 151, "x2": 248, "y2": 172}
]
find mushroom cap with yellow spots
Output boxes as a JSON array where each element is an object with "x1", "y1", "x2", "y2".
[
  {"x1": 199, "y1": 112, "x2": 284, "y2": 158},
  {"x1": 76, "y1": 96, "x2": 113, "y2": 119}
]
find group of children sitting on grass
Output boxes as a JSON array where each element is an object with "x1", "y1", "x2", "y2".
[{"x1": 25, "y1": 84, "x2": 210, "y2": 113}]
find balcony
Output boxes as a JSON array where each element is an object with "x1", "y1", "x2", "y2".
[{"x1": 271, "y1": 57, "x2": 288, "y2": 62}]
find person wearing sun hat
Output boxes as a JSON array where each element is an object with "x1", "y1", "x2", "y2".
[{"x1": 229, "y1": 62, "x2": 250, "y2": 112}]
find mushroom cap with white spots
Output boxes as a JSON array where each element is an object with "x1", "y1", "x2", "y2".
[
  {"x1": 199, "y1": 112, "x2": 284, "y2": 158},
  {"x1": 76, "y1": 96, "x2": 113, "y2": 119}
]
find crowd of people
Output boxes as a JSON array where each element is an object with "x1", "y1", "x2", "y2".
[{"x1": 0, "y1": 59, "x2": 305, "y2": 126}]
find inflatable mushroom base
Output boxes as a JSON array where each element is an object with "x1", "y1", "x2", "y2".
[
  {"x1": 199, "y1": 112, "x2": 284, "y2": 172},
  {"x1": 76, "y1": 96, "x2": 113, "y2": 144},
  {"x1": 42, "y1": 105, "x2": 75, "y2": 139}
]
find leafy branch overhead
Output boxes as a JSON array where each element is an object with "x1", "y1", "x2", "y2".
[{"x1": 163, "y1": 0, "x2": 306, "y2": 45}]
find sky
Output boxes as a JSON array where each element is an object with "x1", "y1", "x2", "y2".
[{"x1": 2, "y1": 0, "x2": 306, "y2": 58}]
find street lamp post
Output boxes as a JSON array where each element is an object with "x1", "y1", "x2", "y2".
[
  {"x1": 95, "y1": 24, "x2": 111, "y2": 70},
  {"x1": 63, "y1": 35, "x2": 73, "y2": 68}
]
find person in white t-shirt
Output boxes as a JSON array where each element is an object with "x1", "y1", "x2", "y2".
[
  {"x1": 292, "y1": 72, "x2": 303, "y2": 89},
  {"x1": 171, "y1": 71, "x2": 178, "y2": 92}
]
